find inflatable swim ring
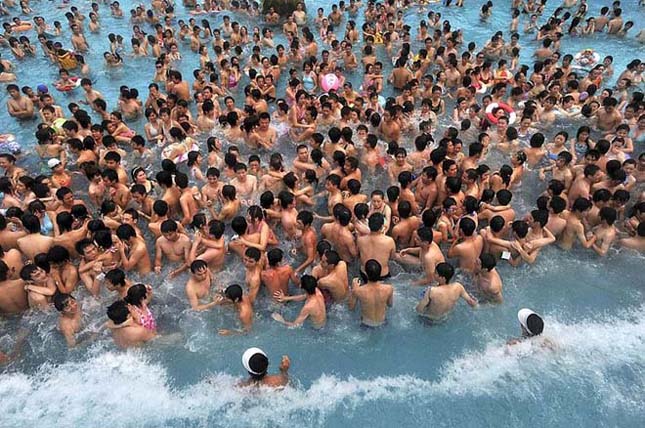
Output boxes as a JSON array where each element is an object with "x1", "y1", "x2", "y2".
[
  {"x1": 485, "y1": 102, "x2": 517, "y2": 125},
  {"x1": 573, "y1": 49, "x2": 600, "y2": 69},
  {"x1": 54, "y1": 77, "x2": 81, "y2": 92},
  {"x1": 0, "y1": 134, "x2": 20, "y2": 154},
  {"x1": 52, "y1": 117, "x2": 67, "y2": 132},
  {"x1": 11, "y1": 22, "x2": 33, "y2": 32}
]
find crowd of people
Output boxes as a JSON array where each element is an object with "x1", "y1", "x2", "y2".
[{"x1": 0, "y1": 0, "x2": 643, "y2": 386}]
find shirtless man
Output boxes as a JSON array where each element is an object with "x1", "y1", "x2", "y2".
[
  {"x1": 348, "y1": 259, "x2": 394, "y2": 327},
  {"x1": 391, "y1": 201, "x2": 421, "y2": 249},
  {"x1": 191, "y1": 220, "x2": 226, "y2": 271},
  {"x1": 618, "y1": 222, "x2": 645, "y2": 251},
  {"x1": 167, "y1": 70, "x2": 191, "y2": 102},
  {"x1": 154, "y1": 220, "x2": 191, "y2": 277},
  {"x1": 6, "y1": 84, "x2": 34, "y2": 119},
  {"x1": 0, "y1": 213, "x2": 26, "y2": 250},
  {"x1": 115, "y1": 224, "x2": 152, "y2": 275},
  {"x1": 243, "y1": 247, "x2": 263, "y2": 304},
  {"x1": 20, "y1": 264, "x2": 56, "y2": 309},
  {"x1": 321, "y1": 204, "x2": 357, "y2": 262},
  {"x1": 272, "y1": 275, "x2": 326, "y2": 329},
  {"x1": 107, "y1": 300, "x2": 156, "y2": 348},
  {"x1": 214, "y1": 284, "x2": 254, "y2": 336},
  {"x1": 185, "y1": 260, "x2": 218, "y2": 311},
  {"x1": 17, "y1": 214, "x2": 54, "y2": 261},
  {"x1": 176, "y1": 173, "x2": 201, "y2": 226},
  {"x1": 568, "y1": 164, "x2": 603, "y2": 204},
  {"x1": 309, "y1": 249, "x2": 349, "y2": 303},
  {"x1": 294, "y1": 210, "x2": 317, "y2": 273},
  {"x1": 0, "y1": 260, "x2": 28, "y2": 314},
  {"x1": 399, "y1": 226, "x2": 445, "y2": 285},
  {"x1": 416, "y1": 262, "x2": 478, "y2": 320},
  {"x1": 262, "y1": 248, "x2": 299, "y2": 301},
  {"x1": 47, "y1": 245, "x2": 78, "y2": 294},
  {"x1": 248, "y1": 112, "x2": 278, "y2": 149},
  {"x1": 389, "y1": 58, "x2": 413, "y2": 90},
  {"x1": 560, "y1": 198, "x2": 596, "y2": 250},
  {"x1": 230, "y1": 163, "x2": 258, "y2": 203},
  {"x1": 447, "y1": 218, "x2": 484, "y2": 272},
  {"x1": 591, "y1": 207, "x2": 617, "y2": 257},
  {"x1": 357, "y1": 213, "x2": 396, "y2": 280},
  {"x1": 475, "y1": 253, "x2": 503, "y2": 303},
  {"x1": 54, "y1": 293, "x2": 82, "y2": 347}
]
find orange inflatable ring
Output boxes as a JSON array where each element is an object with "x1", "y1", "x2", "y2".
[{"x1": 485, "y1": 102, "x2": 517, "y2": 124}]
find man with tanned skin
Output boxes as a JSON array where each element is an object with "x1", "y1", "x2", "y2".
[
  {"x1": 262, "y1": 248, "x2": 300, "y2": 302},
  {"x1": 17, "y1": 214, "x2": 53, "y2": 261},
  {"x1": 185, "y1": 260, "x2": 218, "y2": 311},
  {"x1": 191, "y1": 220, "x2": 226, "y2": 271},
  {"x1": 0, "y1": 260, "x2": 28, "y2": 314},
  {"x1": 214, "y1": 284, "x2": 254, "y2": 336},
  {"x1": 294, "y1": 210, "x2": 317, "y2": 273},
  {"x1": 448, "y1": 217, "x2": 484, "y2": 273},
  {"x1": 272, "y1": 275, "x2": 326, "y2": 329},
  {"x1": 54, "y1": 293, "x2": 82, "y2": 347},
  {"x1": 107, "y1": 300, "x2": 156, "y2": 348},
  {"x1": 416, "y1": 262, "x2": 477, "y2": 321},
  {"x1": 243, "y1": 247, "x2": 263, "y2": 304},
  {"x1": 313, "y1": 250, "x2": 349, "y2": 304},
  {"x1": 115, "y1": 224, "x2": 152, "y2": 275},
  {"x1": 357, "y1": 213, "x2": 396, "y2": 281},
  {"x1": 154, "y1": 220, "x2": 191, "y2": 278},
  {"x1": 559, "y1": 198, "x2": 597, "y2": 250},
  {"x1": 348, "y1": 259, "x2": 394, "y2": 327},
  {"x1": 475, "y1": 253, "x2": 503, "y2": 303},
  {"x1": 321, "y1": 204, "x2": 357, "y2": 263},
  {"x1": 6, "y1": 84, "x2": 34, "y2": 119},
  {"x1": 399, "y1": 226, "x2": 445, "y2": 285}
]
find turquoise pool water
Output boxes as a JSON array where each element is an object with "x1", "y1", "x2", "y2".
[{"x1": 0, "y1": 1, "x2": 644, "y2": 427}]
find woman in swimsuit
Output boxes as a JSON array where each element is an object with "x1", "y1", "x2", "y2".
[
  {"x1": 144, "y1": 108, "x2": 164, "y2": 145},
  {"x1": 125, "y1": 284, "x2": 156, "y2": 331}
]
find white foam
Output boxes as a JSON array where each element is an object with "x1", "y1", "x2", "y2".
[{"x1": 1, "y1": 307, "x2": 644, "y2": 427}]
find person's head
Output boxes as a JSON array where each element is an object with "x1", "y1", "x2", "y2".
[
  {"x1": 243, "y1": 247, "x2": 261, "y2": 267},
  {"x1": 479, "y1": 253, "x2": 496, "y2": 272},
  {"x1": 368, "y1": 213, "x2": 385, "y2": 233},
  {"x1": 160, "y1": 219, "x2": 179, "y2": 240},
  {"x1": 518, "y1": 308, "x2": 544, "y2": 337},
  {"x1": 364, "y1": 259, "x2": 382, "y2": 282},
  {"x1": 300, "y1": 274, "x2": 317, "y2": 295},
  {"x1": 435, "y1": 262, "x2": 454, "y2": 284},
  {"x1": 459, "y1": 217, "x2": 476, "y2": 237},
  {"x1": 53, "y1": 293, "x2": 77, "y2": 314},
  {"x1": 242, "y1": 347, "x2": 269, "y2": 379},
  {"x1": 107, "y1": 300, "x2": 130, "y2": 325},
  {"x1": 225, "y1": 283, "x2": 243, "y2": 302},
  {"x1": 267, "y1": 248, "x2": 284, "y2": 267}
]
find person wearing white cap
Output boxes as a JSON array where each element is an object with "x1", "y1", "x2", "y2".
[
  {"x1": 239, "y1": 347, "x2": 290, "y2": 388},
  {"x1": 507, "y1": 308, "x2": 552, "y2": 346}
]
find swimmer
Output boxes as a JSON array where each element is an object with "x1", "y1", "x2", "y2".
[
  {"x1": 416, "y1": 262, "x2": 478, "y2": 320},
  {"x1": 106, "y1": 299, "x2": 156, "y2": 348},
  {"x1": 507, "y1": 308, "x2": 555, "y2": 349},
  {"x1": 214, "y1": 284, "x2": 254, "y2": 336},
  {"x1": 53, "y1": 293, "x2": 82, "y2": 347},
  {"x1": 238, "y1": 348, "x2": 290, "y2": 388},
  {"x1": 348, "y1": 259, "x2": 393, "y2": 327},
  {"x1": 272, "y1": 275, "x2": 326, "y2": 329}
]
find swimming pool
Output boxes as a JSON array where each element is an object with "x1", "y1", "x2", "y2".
[{"x1": 1, "y1": 0, "x2": 644, "y2": 427}]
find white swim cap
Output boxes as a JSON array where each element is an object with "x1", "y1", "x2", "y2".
[
  {"x1": 518, "y1": 308, "x2": 544, "y2": 336},
  {"x1": 242, "y1": 347, "x2": 268, "y2": 376}
]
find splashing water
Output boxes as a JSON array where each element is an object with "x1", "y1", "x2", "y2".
[{"x1": 1, "y1": 306, "x2": 643, "y2": 428}]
